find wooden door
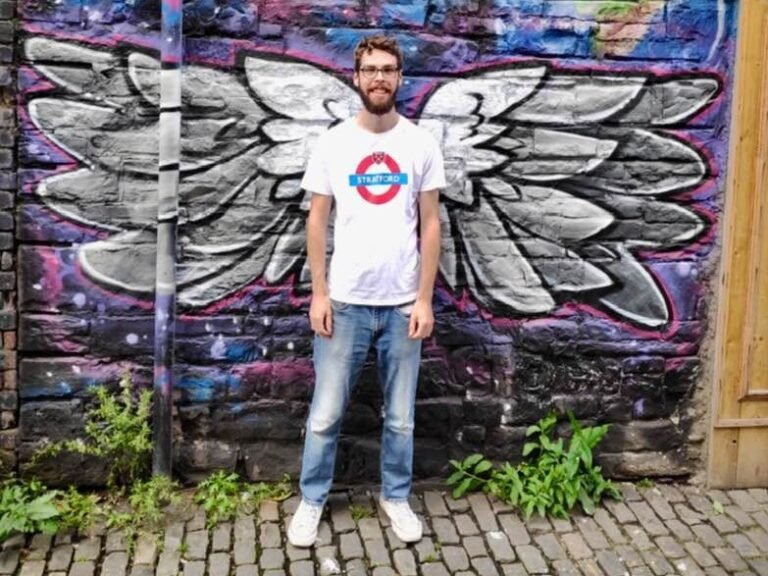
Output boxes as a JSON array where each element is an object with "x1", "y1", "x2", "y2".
[{"x1": 709, "y1": 0, "x2": 768, "y2": 487}]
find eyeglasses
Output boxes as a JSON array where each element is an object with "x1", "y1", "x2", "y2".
[{"x1": 358, "y1": 65, "x2": 400, "y2": 79}]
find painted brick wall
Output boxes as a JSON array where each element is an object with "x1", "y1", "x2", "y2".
[{"x1": 12, "y1": 0, "x2": 737, "y2": 485}]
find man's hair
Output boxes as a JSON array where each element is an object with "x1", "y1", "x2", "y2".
[{"x1": 354, "y1": 34, "x2": 403, "y2": 71}]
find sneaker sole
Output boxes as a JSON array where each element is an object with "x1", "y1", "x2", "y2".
[
  {"x1": 287, "y1": 527, "x2": 316, "y2": 548},
  {"x1": 378, "y1": 499, "x2": 422, "y2": 543}
]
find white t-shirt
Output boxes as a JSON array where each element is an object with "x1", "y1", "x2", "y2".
[{"x1": 301, "y1": 116, "x2": 446, "y2": 305}]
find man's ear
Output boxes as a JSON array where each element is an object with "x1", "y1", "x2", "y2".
[{"x1": 353, "y1": 73, "x2": 360, "y2": 88}]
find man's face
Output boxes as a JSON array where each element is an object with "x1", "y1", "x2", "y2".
[{"x1": 354, "y1": 48, "x2": 402, "y2": 116}]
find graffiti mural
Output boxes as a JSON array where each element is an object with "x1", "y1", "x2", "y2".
[{"x1": 16, "y1": 1, "x2": 737, "y2": 483}]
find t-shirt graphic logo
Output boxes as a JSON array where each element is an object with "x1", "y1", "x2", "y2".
[{"x1": 348, "y1": 151, "x2": 409, "y2": 205}]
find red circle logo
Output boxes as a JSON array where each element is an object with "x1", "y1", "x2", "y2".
[{"x1": 354, "y1": 152, "x2": 403, "y2": 205}]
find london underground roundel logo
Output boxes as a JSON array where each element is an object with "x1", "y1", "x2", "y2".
[{"x1": 348, "y1": 152, "x2": 408, "y2": 205}]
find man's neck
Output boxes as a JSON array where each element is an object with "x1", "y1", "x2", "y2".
[{"x1": 356, "y1": 109, "x2": 400, "y2": 133}]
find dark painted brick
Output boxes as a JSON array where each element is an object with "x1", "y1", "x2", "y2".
[
  {"x1": 0, "y1": 233, "x2": 10, "y2": 250},
  {"x1": 0, "y1": 311, "x2": 13, "y2": 330},
  {"x1": 0, "y1": 2, "x2": 13, "y2": 18},
  {"x1": 0, "y1": 22, "x2": 11, "y2": 43}
]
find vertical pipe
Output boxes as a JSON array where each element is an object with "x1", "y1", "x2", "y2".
[{"x1": 153, "y1": 0, "x2": 183, "y2": 476}]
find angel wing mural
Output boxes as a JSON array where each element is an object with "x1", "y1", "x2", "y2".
[{"x1": 24, "y1": 37, "x2": 720, "y2": 328}]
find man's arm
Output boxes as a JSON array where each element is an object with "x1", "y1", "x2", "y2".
[
  {"x1": 307, "y1": 193, "x2": 334, "y2": 337},
  {"x1": 409, "y1": 189, "x2": 440, "y2": 339}
]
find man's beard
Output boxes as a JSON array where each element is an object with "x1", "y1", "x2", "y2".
[{"x1": 358, "y1": 84, "x2": 398, "y2": 115}]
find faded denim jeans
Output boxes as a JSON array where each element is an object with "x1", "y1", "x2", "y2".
[{"x1": 299, "y1": 300, "x2": 422, "y2": 506}]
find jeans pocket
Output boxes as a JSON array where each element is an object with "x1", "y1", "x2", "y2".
[
  {"x1": 331, "y1": 299, "x2": 350, "y2": 312},
  {"x1": 395, "y1": 301, "x2": 415, "y2": 319}
]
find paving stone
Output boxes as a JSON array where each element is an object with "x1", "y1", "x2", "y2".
[
  {"x1": 48, "y1": 545, "x2": 74, "y2": 572},
  {"x1": 132, "y1": 534, "x2": 158, "y2": 565},
  {"x1": 726, "y1": 505, "x2": 756, "y2": 528},
  {"x1": 49, "y1": 571, "x2": 66, "y2": 576},
  {"x1": 286, "y1": 543, "x2": 311, "y2": 561},
  {"x1": 432, "y1": 517, "x2": 460, "y2": 545},
  {"x1": 129, "y1": 566, "x2": 153, "y2": 576},
  {"x1": 328, "y1": 494, "x2": 355, "y2": 533},
  {"x1": 235, "y1": 566, "x2": 259, "y2": 576},
  {"x1": 384, "y1": 527, "x2": 405, "y2": 550},
  {"x1": 525, "y1": 515, "x2": 552, "y2": 534},
  {"x1": 463, "y1": 535, "x2": 487, "y2": 558},
  {"x1": 263, "y1": 571, "x2": 287, "y2": 576},
  {"x1": 575, "y1": 517, "x2": 610, "y2": 550},
  {"x1": 2, "y1": 534, "x2": 25, "y2": 550},
  {"x1": 753, "y1": 510, "x2": 768, "y2": 533},
  {"x1": 371, "y1": 567, "x2": 395, "y2": 576},
  {"x1": 704, "y1": 568, "x2": 728, "y2": 576},
  {"x1": 683, "y1": 541, "x2": 717, "y2": 567},
  {"x1": 615, "y1": 544, "x2": 644, "y2": 567},
  {"x1": 316, "y1": 546, "x2": 341, "y2": 576},
  {"x1": 339, "y1": 532, "x2": 364, "y2": 560},
  {"x1": 672, "y1": 557, "x2": 705, "y2": 576},
  {"x1": 577, "y1": 557, "x2": 606, "y2": 576},
  {"x1": 424, "y1": 492, "x2": 450, "y2": 517},
  {"x1": 69, "y1": 561, "x2": 95, "y2": 576},
  {"x1": 748, "y1": 558, "x2": 768, "y2": 575},
  {"x1": 534, "y1": 533, "x2": 566, "y2": 560},
  {"x1": 596, "y1": 550, "x2": 627, "y2": 576},
  {"x1": 234, "y1": 515, "x2": 257, "y2": 565},
  {"x1": 183, "y1": 561, "x2": 205, "y2": 576},
  {"x1": 664, "y1": 518, "x2": 694, "y2": 541},
  {"x1": 627, "y1": 502, "x2": 669, "y2": 537},
  {"x1": 0, "y1": 548, "x2": 18, "y2": 575},
  {"x1": 471, "y1": 556, "x2": 501, "y2": 576},
  {"x1": 26, "y1": 534, "x2": 52, "y2": 560},
  {"x1": 486, "y1": 531, "x2": 515, "y2": 562},
  {"x1": 729, "y1": 490, "x2": 761, "y2": 512},
  {"x1": 498, "y1": 515, "x2": 531, "y2": 546},
  {"x1": 420, "y1": 563, "x2": 450, "y2": 576},
  {"x1": 164, "y1": 522, "x2": 185, "y2": 553},
  {"x1": 363, "y1": 538, "x2": 390, "y2": 567},
  {"x1": 490, "y1": 498, "x2": 515, "y2": 514},
  {"x1": 620, "y1": 484, "x2": 642, "y2": 501},
  {"x1": 732, "y1": 571, "x2": 756, "y2": 576},
  {"x1": 414, "y1": 538, "x2": 440, "y2": 563},
  {"x1": 454, "y1": 513, "x2": 479, "y2": 536},
  {"x1": 626, "y1": 525, "x2": 654, "y2": 551},
  {"x1": 290, "y1": 560, "x2": 315, "y2": 576},
  {"x1": 500, "y1": 564, "x2": 529, "y2": 576},
  {"x1": 185, "y1": 530, "x2": 208, "y2": 560},
  {"x1": 260, "y1": 548, "x2": 285, "y2": 570},
  {"x1": 260, "y1": 501, "x2": 280, "y2": 522},
  {"x1": 727, "y1": 532, "x2": 761, "y2": 557},
  {"x1": 19, "y1": 560, "x2": 45, "y2": 576},
  {"x1": 708, "y1": 490, "x2": 732, "y2": 506},
  {"x1": 710, "y1": 513, "x2": 738, "y2": 533},
  {"x1": 260, "y1": 523, "x2": 282, "y2": 548},
  {"x1": 344, "y1": 558, "x2": 367, "y2": 576},
  {"x1": 642, "y1": 489, "x2": 676, "y2": 520},
  {"x1": 410, "y1": 495, "x2": 424, "y2": 514},
  {"x1": 515, "y1": 545, "x2": 548, "y2": 574},
  {"x1": 187, "y1": 509, "x2": 207, "y2": 532},
  {"x1": 674, "y1": 503, "x2": 706, "y2": 526},
  {"x1": 104, "y1": 532, "x2": 127, "y2": 553},
  {"x1": 100, "y1": 552, "x2": 128, "y2": 576},
  {"x1": 316, "y1": 521, "x2": 333, "y2": 547},
  {"x1": 685, "y1": 491, "x2": 713, "y2": 515},
  {"x1": 155, "y1": 552, "x2": 180, "y2": 576},
  {"x1": 562, "y1": 531, "x2": 593, "y2": 559},
  {"x1": 593, "y1": 509, "x2": 626, "y2": 544},
  {"x1": 605, "y1": 500, "x2": 636, "y2": 524},
  {"x1": 747, "y1": 488, "x2": 768, "y2": 504},
  {"x1": 550, "y1": 517, "x2": 573, "y2": 533},
  {"x1": 691, "y1": 524, "x2": 725, "y2": 547},
  {"x1": 640, "y1": 549, "x2": 674, "y2": 575},
  {"x1": 745, "y1": 526, "x2": 768, "y2": 553},
  {"x1": 552, "y1": 558, "x2": 580, "y2": 576},
  {"x1": 442, "y1": 546, "x2": 470, "y2": 572},
  {"x1": 654, "y1": 536, "x2": 686, "y2": 559},
  {"x1": 656, "y1": 485, "x2": 685, "y2": 503},
  {"x1": 209, "y1": 553, "x2": 231, "y2": 576},
  {"x1": 393, "y1": 548, "x2": 417, "y2": 576},
  {"x1": 468, "y1": 494, "x2": 499, "y2": 532},
  {"x1": 358, "y1": 517, "x2": 383, "y2": 540},
  {"x1": 212, "y1": 522, "x2": 231, "y2": 551},
  {"x1": 711, "y1": 547, "x2": 749, "y2": 571},
  {"x1": 282, "y1": 496, "x2": 301, "y2": 515},
  {"x1": 628, "y1": 567, "x2": 653, "y2": 576},
  {"x1": 446, "y1": 496, "x2": 470, "y2": 513},
  {"x1": 420, "y1": 514, "x2": 433, "y2": 537}
]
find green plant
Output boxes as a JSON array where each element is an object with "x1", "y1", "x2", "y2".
[
  {"x1": 447, "y1": 412, "x2": 621, "y2": 518},
  {"x1": 637, "y1": 477, "x2": 655, "y2": 489},
  {"x1": 59, "y1": 486, "x2": 100, "y2": 533},
  {"x1": 0, "y1": 479, "x2": 61, "y2": 541},
  {"x1": 245, "y1": 474, "x2": 293, "y2": 507},
  {"x1": 36, "y1": 373, "x2": 153, "y2": 488},
  {"x1": 129, "y1": 476, "x2": 180, "y2": 527},
  {"x1": 195, "y1": 471, "x2": 242, "y2": 527},
  {"x1": 349, "y1": 504, "x2": 374, "y2": 522}
]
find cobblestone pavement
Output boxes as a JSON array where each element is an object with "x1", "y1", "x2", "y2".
[{"x1": 3, "y1": 484, "x2": 768, "y2": 576}]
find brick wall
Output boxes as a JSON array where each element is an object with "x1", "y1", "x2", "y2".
[{"x1": 13, "y1": 1, "x2": 738, "y2": 485}]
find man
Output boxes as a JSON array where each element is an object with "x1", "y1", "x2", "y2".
[{"x1": 287, "y1": 34, "x2": 445, "y2": 548}]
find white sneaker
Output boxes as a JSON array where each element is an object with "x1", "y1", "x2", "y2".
[
  {"x1": 379, "y1": 497, "x2": 423, "y2": 543},
  {"x1": 287, "y1": 500, "x2": 323, "y2": 547}
]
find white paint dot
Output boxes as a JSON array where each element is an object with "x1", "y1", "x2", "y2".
[
  {"x1": 232, "y1": 317, "x2": 239, "y2": 324},
  {"x1": 262, "y1": 317, "x2": 272, "y2": 327},
  {"x1": 260, "y1": 345, "x2": 268, "y2": 356},
  {"x1": 205, "y1": 323, "x2": 212, "y2": 332},
  {"x1": 126, "y1": 333, "x2": 139, "y2": 345},
  {"x1": 72, "y1": 366, "x2": 81, "y2": 374},
  {"x1": 73, "y1": 293, "x2": 86, "y2": 308},
  {"x1": 33, "y1": 283, "x2": 42, "y2": 291},
  {"x1": 466, "y1": 366, "x2": 474, "y2": 375},
  {"x1": 286, "y1": 342, "x2": 294, "y2": 351},
  {"x1": 46, "y1": 372, "x2": 53, "y2": 378}
]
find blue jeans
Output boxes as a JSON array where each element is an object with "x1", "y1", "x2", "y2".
[{"x1": 299, "y1": 300, "x2": 422, "y2": 506}]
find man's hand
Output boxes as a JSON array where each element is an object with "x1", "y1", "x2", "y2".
[
  {"x1": 310, "y1": 294, "x2": 333, "y2": 337},
  {"x1": 408, "y1": 300, "x2": 434, "y2": 339}
]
